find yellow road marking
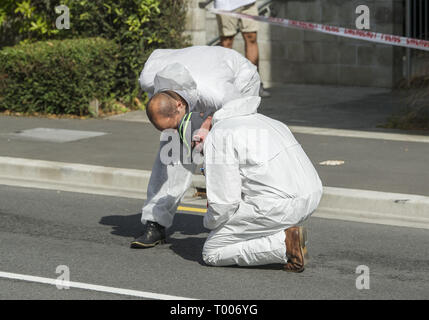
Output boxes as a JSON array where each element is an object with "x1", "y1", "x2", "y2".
[{"x1": 177, "y1": 206, "x2": 207, "y2": 213}]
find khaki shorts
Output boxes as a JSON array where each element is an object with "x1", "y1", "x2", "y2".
[{"x1": 216, "y1": 2, "x2": 259, "y2": 37}]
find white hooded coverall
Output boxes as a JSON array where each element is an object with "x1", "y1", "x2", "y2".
[
  {"x1": 139, "y1": 46, "x2": 260, "y2": 228},
  {"x1": 202, "y1": 96, "x2": 323, "y2": 266}
]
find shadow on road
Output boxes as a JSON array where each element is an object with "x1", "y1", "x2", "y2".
[
  {"x1": 99, "y1": 211, "x2": 208, "y2": 237},
  {"x1": 168, "y1": 213, "x2": 211, "y2": 266},
  {"x1": 99, "y1": 212, "x2": 208, "y2": 265},
  {"x1": 99, "y1": 212, "x2": 142, "y2": 238},
  {"x1": 99, "y1": 212, "x2": 285, "y2": 270}
]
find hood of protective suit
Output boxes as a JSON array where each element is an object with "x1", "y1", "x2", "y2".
[
  {"x1": 212, "y1": 96, "x2": 261, "y2": 125},
  {"x1": 153, "y1": 63, "x2": 199, "y2": 109}
]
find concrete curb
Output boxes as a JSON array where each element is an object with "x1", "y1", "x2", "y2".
[
  {"x1": 315, "y1": 187, "x2": 429, "y2": 230},
  {"x1": 1, "y1": 156, "x2": 428, "y2": 230}
]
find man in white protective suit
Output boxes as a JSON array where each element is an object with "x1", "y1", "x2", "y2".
[
  {"x1": 130, "y1": 45, "x2": 260, "y2": 249},
  {"x1": 201, "y1": 95, "x2": 323, "y2": 272}
]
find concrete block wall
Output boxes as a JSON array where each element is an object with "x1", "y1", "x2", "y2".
[
  {"x1": 185, "y1": 0, "x2": 207, "y2": 45},
  {"x1": 185, "y1": 0, "x2": 406, "y2": 88}
]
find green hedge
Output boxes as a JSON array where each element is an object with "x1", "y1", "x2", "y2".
[
  {"x1": 0, "y1": 37, "x2": 119, "y2": 115},
  {"x1": 0, "y1": 0, "x2": 190, "y2": 104},
  {"x1": 60, "y1": 0, "x2": 189, "y2": 102}
]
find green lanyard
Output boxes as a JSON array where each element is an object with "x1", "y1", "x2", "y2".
[{"x1": 178, "y1": 112, "x2": 192, "y2": 158}]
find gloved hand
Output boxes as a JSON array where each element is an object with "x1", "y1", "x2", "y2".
[{"x1": 192, "y1": 115, "x2": 212, "y2": 153}]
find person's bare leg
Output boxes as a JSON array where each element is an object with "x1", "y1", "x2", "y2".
[
  {"x1": 243, "y1": 31, "x2": 270, "y2": 97},
  {"x1": 242, "y1": 32, "x2": 258, "y2": 67},
  {"x1": 220, "y1": 36, "x2": 234, "y2": 49}
]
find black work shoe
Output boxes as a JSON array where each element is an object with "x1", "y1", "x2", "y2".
[{"x1": 130, "y1": 221, "x2": 166, "y2": 249}]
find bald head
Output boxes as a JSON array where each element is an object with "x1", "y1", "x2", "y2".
[{"x1": 146, "y1": 90, "x2": 188, "y2": 131}]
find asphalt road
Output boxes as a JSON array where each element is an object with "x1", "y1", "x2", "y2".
[{"x1": 0, "y1": 184, "x2": 428, "y2": 300}]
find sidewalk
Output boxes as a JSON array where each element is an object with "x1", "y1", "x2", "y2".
[
  {"x1": 260, "y1": 84, "x2": 413, "y2": 131},
  {"x1": 1, "y1": 84, "x2": 428, "y2": 229}
]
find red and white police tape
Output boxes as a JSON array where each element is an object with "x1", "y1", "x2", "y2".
[{"x1": 209, "y1": 8, "x2": 429, "y2": 52}]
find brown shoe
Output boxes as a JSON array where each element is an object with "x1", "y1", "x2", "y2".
[{"x1": 284, "y1": 226, "x2": 308, "y2": 273}]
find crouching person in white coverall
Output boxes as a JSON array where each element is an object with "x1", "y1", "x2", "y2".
[
  {"x1": 130, "y1": 46, "x2": 260, "y2": 249},
  {"x1": 201, "y1": 96, "x2": 323, "y2": 272}
]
